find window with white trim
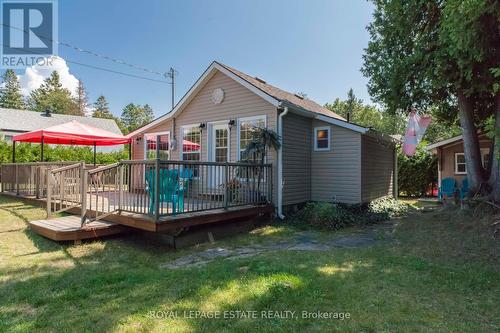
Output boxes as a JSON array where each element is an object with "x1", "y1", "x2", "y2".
[
  {"x1": 144, "y1": 132, "x2": 170, "y2": 160},
  {"x1": 314, "y1": 126, "x2": 331, "y2": 151},
  {"x1": 455, "y1": 153, "x2": 466, "y2": 174},
  {"x1": 181, "y1": 125, "x2": 201, "y2": 177},
  {"x1": 238, "y1": 116, "x2": 266, "y2": 161},
  {"x1": 455, "y1": 149, "x2": 490, "y2": 174}
]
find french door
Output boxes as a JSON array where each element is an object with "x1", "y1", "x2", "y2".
[{"x1": 209, "y1": 123, "x2": 229, "y2": 188}]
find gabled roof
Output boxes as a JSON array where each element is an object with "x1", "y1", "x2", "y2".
[
  {"x1": 0, "y1": 108, "x2": 122, "y2": 135},
  {"x1": 425, "y1": 135, "x2": 464, "y2": 151},
  {"x1": 127, "y1": 61, "x2": 363, "y2": 137},
  {"x1": 217, "y1": 62, "x2": 346, "y2": 121}
]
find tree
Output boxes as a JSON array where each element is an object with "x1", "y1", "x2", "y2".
[
  {"x1": 73, "y1": 80, "x2": 88, "y2": 116},
  {"x1": 0, "y1": 69, "x2": 25, "y2": 109},
  {"x1": 362, "y1": 0, "x2": 500, "y2": 199},
  {"x1": 120, "y1": 103, "x2": 154, "y2": 133},
  {"x1": 27, "y1": 71, "x2": 77, "y2": 114},
  {"x1": 325, "y1": 89, "x2": 406, "y2": 135},
  {"x1": 92, "y1": 95, "x2": 113, "y2": 119}
]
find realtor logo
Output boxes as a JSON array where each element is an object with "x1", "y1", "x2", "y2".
[{"x1": 1, "y1": 0, "x2": 57, "y2": 68}]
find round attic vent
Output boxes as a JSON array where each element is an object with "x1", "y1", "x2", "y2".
[{"x1": 211, "y1": 88, "x2": 224, "y2": 104}]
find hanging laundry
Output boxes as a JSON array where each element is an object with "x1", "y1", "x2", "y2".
[{"x1": 402, "y1": 111, "x2": 431, "y2": 156}]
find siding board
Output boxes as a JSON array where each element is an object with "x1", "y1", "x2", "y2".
[
  {"x1": 311, "y1": 119, "x2": 362, "y2": 204},
  {"x1": 361, "y1": 135, "x2": 394, "y2": 202}
]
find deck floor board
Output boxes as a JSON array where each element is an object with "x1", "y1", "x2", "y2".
[{"x1": 29, "y1": 215, "x2": 129, "y2": 241}]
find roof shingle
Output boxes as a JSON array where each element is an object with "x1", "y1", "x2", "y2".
[{"x1": 217, "y1": 62, "x2": 346, "y2": 121}]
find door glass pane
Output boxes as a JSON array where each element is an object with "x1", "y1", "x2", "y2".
[{"x1": 214, "y1": 128, "x2": 228, "y2": 162}]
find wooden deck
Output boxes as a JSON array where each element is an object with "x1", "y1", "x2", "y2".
[{"x1": 29, "y1": 215, "x2": 130, "y2": 242}]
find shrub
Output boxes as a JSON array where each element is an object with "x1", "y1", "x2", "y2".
[
  {"x1": 398, "y1": 142, "x2": 438, "y2": 197},
  {"x1": 289, "y1": 197, "x2": 411, "y2": 230}
]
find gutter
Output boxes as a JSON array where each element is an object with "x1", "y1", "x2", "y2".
[{"x1": 277, "y1": 104, "x2": 289, "y2": 219}]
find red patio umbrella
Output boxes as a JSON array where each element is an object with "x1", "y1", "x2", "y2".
[{"x1": 12, "y1": 120, "x2": 130, "y2": 164}]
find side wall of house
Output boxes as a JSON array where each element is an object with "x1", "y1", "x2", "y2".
[
  {"x1": 282, "y1": 113, "x2": 312, "y2": 205},
  {"x1": 439, "y1": 139, "x2": 491, "y2": 187},
  {"x1": 361, "y1": 135, "x2": 395, "y2": 202},
  {"x1": 310, "y1": 119, "x2": 362, "y2": 204},
  {"x1": 131, "y1": 71, "x2": 279, "y2": 202}
]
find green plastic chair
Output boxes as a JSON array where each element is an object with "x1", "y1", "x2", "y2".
[
  {"x1": 438, "y1": 177, "x2": 456, "y2": 201},
  {"x1": 146, "y1": 169, "x2": 184, "y2": 215},
  {"x1": 459, "y1": 178, "x2": 469, "y2": 200}
]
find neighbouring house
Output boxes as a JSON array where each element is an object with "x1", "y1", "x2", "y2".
[
  {"x1": 127, "y1": 61, "x2": 397, "y2": 216},
  {"x1": 0, "y1": 108, "x2": 123, "y2": 151},
  {"x1": 426, "y1": 134, "x2": 492, "y2": 189}
]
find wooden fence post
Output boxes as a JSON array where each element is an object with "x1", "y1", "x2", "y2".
[
  {"x1": 46, "y1": 170, "x2": 51, "y2": 219},
  {"x1": 224, "y1": 162, "x2": 229, "y2": 210},
  {"x1": 154, "y1": 158, "x2": 160, "y2": 221},
  {"x1": 81, "y1": 162, "x2": 87, "y2": 226}
]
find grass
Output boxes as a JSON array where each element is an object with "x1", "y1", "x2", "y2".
[{"x1": 0, "y1": 195, "x2": 499, "y2": 332}]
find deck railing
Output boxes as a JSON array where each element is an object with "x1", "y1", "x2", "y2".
[
  {"x1": 0, "y1": 162, "x2": 76, "y2": 198},
  {"x1": 47, "y1": 163, "x2": 86, "y2": 219},
  {"x1": 1, "y1": 160, "x2": 273, "y2": 224},
  {"x1": 118, "y1": 160, "x2": 273, "y2": 219}
]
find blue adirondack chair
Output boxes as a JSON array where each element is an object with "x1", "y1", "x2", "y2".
[
  {"x1": 459, "y1": 178, "x2": 469, "y2": 200},
  {"x1": 146, "y1": 169, "x2": 184, "y2": 215},
  {"x1": 438, "y1": 177, "x2": 456, "y2": 201}
]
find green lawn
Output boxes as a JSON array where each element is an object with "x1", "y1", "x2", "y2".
[{"x1": 0, "y1": 195, "x2": 499, "y2": 332}]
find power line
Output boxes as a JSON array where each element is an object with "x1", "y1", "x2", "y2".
[
  {"x1": 1, "y1": 23, "x2": 168, "y2": 77},
  {"x1": 1, "y1": 43, "x2": 171, "y2": 84}
]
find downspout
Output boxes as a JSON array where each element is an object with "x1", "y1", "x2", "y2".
[{"x1": 277, "y1": 105, "x2": 289, "y2": 219}]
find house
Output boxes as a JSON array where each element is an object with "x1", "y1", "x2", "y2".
[
  {"x1": 127, "y1": 61, "x2": 397, "y2": 216},
  {"x1": 0, "y1": 108, "x2": 123, "y2": 151},
  {"x1": 426, "y1": 134, "x2": 491, "y2": 189}
]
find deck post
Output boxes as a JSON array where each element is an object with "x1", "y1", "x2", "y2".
[
  {"x1": 35, "y1": 166, "x2": 40, "y2": 199},
  {"x1": 154, "y1": 157, "x2": 160, "y2": 221},
  {"x1": 81, "y1": 162, "x2": 87, "y2": 226},
  {"x1": 119, "y1": 163, "x2": 124, "y2": 212},
  {"x1": 15, "y1": 163, "x2": 19, "y2": 195},
  {"x1": 46, "y1": 169, "x2": 51, "y2": 218},
  {"x1": 223, "y1": 162, "x2": 229, "y2": 210}
]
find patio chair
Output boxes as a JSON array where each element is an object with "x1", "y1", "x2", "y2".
[
  {"x1": 459, "y1": 178, "x2": 469, "y2": 200},
  {"x1": 438, "y1": 177, "x2": 456, "y2": 201},
  {"x1": 146, "y1": 169, "x2": 184, "y2": 215}
]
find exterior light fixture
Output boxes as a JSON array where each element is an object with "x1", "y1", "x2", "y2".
[
  {"x1": 199, "y1": 123, "x2": 206, "y2": 129},
  {"x1": 228, "y1": 119, "x2": 235, "y2": 128}
]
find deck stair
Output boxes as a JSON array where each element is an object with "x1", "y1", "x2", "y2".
[{"x1": 29, "y1": 215, "x2": 129, "y2": 243}]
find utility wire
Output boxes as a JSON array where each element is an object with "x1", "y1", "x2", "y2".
[
  {"x1": 1, "y1": 43, "x2": 171, "y2": 84},
  {"x1": 1, "y1": 23, "x2": 168, "y2": 78}
]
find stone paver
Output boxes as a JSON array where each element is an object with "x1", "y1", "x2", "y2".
[{"x1": 160, "y1": 221, "x2": 397, "y2": 269}]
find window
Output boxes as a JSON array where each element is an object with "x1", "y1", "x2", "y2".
[
  {"x1": 314, "y1": 126, "x2": 330, "y2": 151},
  {"x1": 3, "y1": 135, "x2": 12, "y2": 142},
  {"x1": 238, "y1": 116, "x2": 266, "y2": 161},
  {"x1": 454, "y1": 149, "x2": 490, "y2": 174},
  {"x1": 455, "y1": 153, "x2": 466, "y2": 174},
  {"x1": 144, "y1": 132, "x2": 170, "y2": 160},
  {"x1": 181, "y1": 125, "x2": 201, "y2": 176}
]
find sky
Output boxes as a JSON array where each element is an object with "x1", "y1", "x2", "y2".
[{"x1": 15, "y1": 0, "x2": 375, "y2": 118}]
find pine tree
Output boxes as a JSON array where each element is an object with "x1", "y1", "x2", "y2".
[
  {"x1": 0, "y1": 69, "x2": 25, "y2": 109},
  {"x1": 92, "y1": 95, "x2": 113, "y2": 119},
  {"x1": 27, "y1": 71, "x2": 77, "y2": 114},
  {"x1": 73, "y1": 80, "x2": 88, "y2": 116},
  {"x1": 121, "y1": 103, "x2": 154, "y2": 133}
]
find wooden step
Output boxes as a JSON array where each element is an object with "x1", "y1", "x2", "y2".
[{"x1": 29, "y1": 215, "x2": 130, "y2": 242}]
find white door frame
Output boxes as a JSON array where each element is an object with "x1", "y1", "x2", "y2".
[{"x1": 207, "y1": 121, "x2": 230, "y2": 162}]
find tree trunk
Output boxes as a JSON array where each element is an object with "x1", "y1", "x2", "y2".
[
  {"x1": 488, "y1": 92, "x2": 500, "y2": 202},
  {"x1": 457, "y1": 90, "x2": 485, "y2": 194}
]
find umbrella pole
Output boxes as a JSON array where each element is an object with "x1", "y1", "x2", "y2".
[
  {"x1": 12, "y1": 141, "x2": 16, "y2": 163},
  {"x1": 93, "y1": 142, "x2": 96, "y2": 166},
  {"x1": 41, "y1": 136, "x2": 44, "y2": 162},
  {"x1": 128, "y1": 143, "x2": 131, "y2": 160}
]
